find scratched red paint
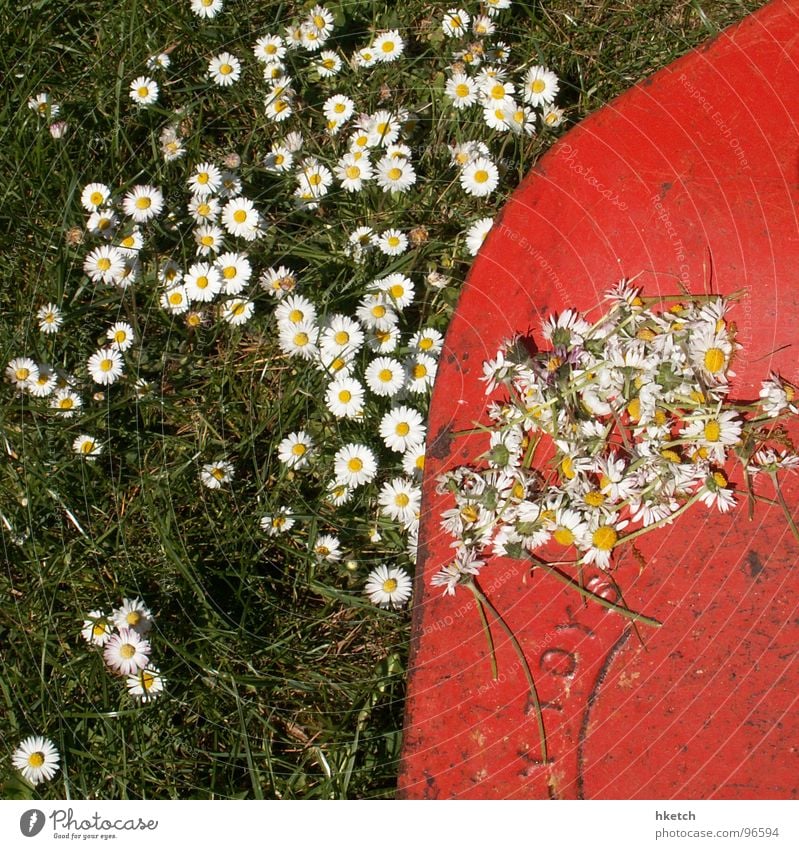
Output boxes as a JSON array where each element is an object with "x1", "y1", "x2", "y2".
[{"x1": 398, "y1": 0, "x2": 799, "y2": 799}]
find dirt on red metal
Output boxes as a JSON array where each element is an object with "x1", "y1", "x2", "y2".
[{"x1": 398, "y1": 0, "x2": 799, "y2": 800}]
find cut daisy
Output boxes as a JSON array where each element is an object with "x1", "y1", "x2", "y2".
[
  {"x1": 365, "y1": 565, "x2": 413, "y2": 609},
  {"x1": 12, "y1": 736, "x2": 60, "y2": 786},
  {"x1": 104, "y1": 628, "x2": 151, "y2": 676}
]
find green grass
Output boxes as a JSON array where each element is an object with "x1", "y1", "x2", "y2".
[{"x1": 0, "y1": 0, "x2": 764, "y2": 799}]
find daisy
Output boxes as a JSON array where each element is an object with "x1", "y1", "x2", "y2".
[
  {"x1": 481, "y1": 77, "x2": 515, "y2": 104},
  {"x1": 188, "y1": 162, "x2": 222, "y2": 197},
  {"x1": 465, "y1": 217, "x2": 494, "y2": 255},
  {"x1": 379, "y1": 405, "x2": 426, "y2": 453},
  {"x1": 313, "y1": 533, "x2": 342, "y2": 562},
  {"x1": 506, "y1": 104, "x2": 537, "y2": 136},
  {"x1": 51, "y1": 387, "x2": 82, "y2": 417},
  {"x1": 81, "y1": 610, "x2": 112, "y2": 646},
  {"x1": 320, "y1": 314, "x2": 364, "y2": 356},
  {"x1": 334, "y1": 153, "x2": 373, "y2": 192},
  {"x1": 408, "y1": 328, "x2": 443, "y2": 357},
  {"x1": 368, "y1": 111, "x2": 402, "y2": 147},
  {"x1": 375, "y1": 229, "x2": 408, "y2": 256},
  {"x1": 323, "y1": 94, "x2": 355, "y2": 124},
  {"x1": 277, "y1": 430, "x2": 314, "y2": 469},
  {"x1": 116, "y1": 228, "x2": 143, "y2": 256},
  {"x1": 147, "y1": 52, "x2": 171, "y2": 70},
  {"x1": 297, "y1": 160, "x2": 334, "y2": 200},
  {"x1": 127, "y1": 667, "x2": 165, "y2": 702},
  {"x1": 522, "y1": 65, "x2": 560, "y2": 107},
  {"x1": 159, "y1": 259, "x2": 183, "y2": 286},
  {"x1": 541, "y1": 106, "x2": 565, "y2": 127},
  {"x1": 83, "y1": 245, "x2": 126, "y2": 284},
  {"x1": 264, "y1": 143, "x2": 293, "y2": 172},
  {"x1": 265, "y1": 94, "x2": 293, "y2": 122},
  {"x1": 37, "y1": 302, "x2": 63, "y2": 334},
  {"x1": 698, "y1": 470, "x2": 737, "y2": 513},
  {"x1": 580, "y1": 516, "x2": 628, "y2": 570},
  {"x1": 161, "y1": 285, "x2": 190, "y2": 314},
  {"x1": 403, "y1": 444, "x2": 426, "y2": 478},
  {"x1": 85, "y1": 208, "x2": 117, "y2": 237},
  {"x1": 365, "y1": 565, "x2": 412, "y2": 609},
  {"x1": 347, "y1": 226, "x2": 375, "y2": 262},
  {"x1": 186, "y1": 197, "x2": 218, "y2": 227},
  {"x1": 122, "y1": 185, "x2": 163, "y2": 223},
  {"x1": 128, "y1": 74, "x2": 158, "y2": 107},
  {"x1": 365, "y1": 356, "x2": 405, "y2": 398},
  {"x1": 355, "y1": 46, "x2": 378, "y2": 68},
  {"x1": 442, "y1": 8, "x2": 470, "y2": 37},
  {"x1": 87, "y1": 347, "x2": 124, "y2": 385},
  {"x1": 445, "y1": 73, "x2": 478, "y2": 108},
  {"x1": 107, "y1": 321, "x2": 135, "y2": 351},
  {"x1": 326, "y1": 480, "x2": 353, "y2": 507},
  {"x1": 405, "y1": 353, "x2": 438, "y2": 393},
  {"x1": 260, "y1": 507, "x2": 295, "y2": 536},
  {"x1": 373, "y1": 30, "x2": 404, "y2": 62},
  {"x1": 482, "y1": 99, "x2": 513, "y2": 131},
  {"x1": 73, "y1": 433, "x2": 101, "y2": 458},
  {"x1": 112, "y1": 597, "x2": 154, "y2": 635},
  {"x1": 378, "y1": 478, "x2": 421, "y2": 526},
  {"x1": 460, "y1": 156, "x2": 499, "y2": 197},
  {"x1": 485, "y1": 0, "x2": 512, "y2": 13},
  {"x1": 278, "y1": 321, "x2": 319, "y2": 360},
  {"x1": 200, "y1": 460, "x2": 234, "y2": 489},
  {"x1": 472, "y1": 14, "x2": 495, "y2": 35},
  {"x1": 219, "y1": 197, "x2": 259, "y2": 241},
  {"x1": 325, "y1": 376, "x2": 365, "y2": 419},
  {"x1": 29, "y1": 365, "x2": 56, "y2": 398},
  {"x1": 253, "y1": 34, "x2": 286, "y2": 63},
  {"x1": 222, "y1": 297, "x2": 255, "y2": 326},
  {"x1": 81, "y1": 182, "x2": 111, "y2": 212},
  {"x1": 759, "y1": 373, "x2": 799, "y2": 417},
  {"x1": 260, "y1": 265, "x2": 297, "y2": 298},
  {"x1": 219, "y1": 170, "x2": 243, "y2": 199},
  {"x1": 104, "y1": 628, "x2": 151, "y2": 676},
  {"x1": 376, "y1": 273, "x2": 415, "y2": 309},
  {"x1": 275, "y1": 294, "x2": 317, "y2": 327},
  {"x1": 366, "y1": 324, "x2": 401, "y2": 354},
  {"x1": 28, "y1": 92, "x2": 58, "y2": 118},
  {"x1": 315, "y1": 50, "x2": 341, "y2": 76},
  {"x1": 334, "y1": 443, "x2": 378, "y2": 488},
  {"x1": 184, "y1": 262, "x2": 222, "y2": 303},
  {"x1": 12, "y1": 736, "x2": 60, "y2": 786},
  {"x1": 191, "y1": 0, "x2": 223, "y2": 18},
  {"x1": 690, "y1": 329, "x2": 733, "y2": 383},
  {"x1": 208, "y1": 52, "x2": 241, "y2": 86},
  {"x1": 160, "y1": 126, "x2": 185, "y2": 161}
]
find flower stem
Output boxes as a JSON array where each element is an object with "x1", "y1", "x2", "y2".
[
  {"x1": 471, "y1": 584, "x2": 498, "y2": 680},
  {"x1": 770, "y1": 472, "x2": 799, "y2": 545},
  {"x1": 530, "y1": 557, "x2": 661, "y2": 628},
  {"x1": 466, "y1": 578, "x2": 548, "y2": 764}
]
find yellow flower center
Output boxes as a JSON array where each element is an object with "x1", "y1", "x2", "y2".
[
  {"x1": 704, "y1": 347, "x2": 725, "y2": 374},
  {"x1": 97, "y1": 217, "x2": 112, "y2": 231},
  {"x1": 490, "y1": 83, "x2": 505, "y2": 100},
  {"x1": 137, "y1": 86, "x2": 149, "y2": 98},
  {"x1": 713, "y1": 471, "x2": 728, "y2": 487},
  {"x1": 90, "y1": 191, "x2": 104, "y2": 206},
  {"x1": 114, "y1": 330, "x2": 127, "y2": 343},
  {"x1": 232, "y1": 302, "x2": 246, "y2": 316},
  {"x1": 28, "y1": 752, "x2": 45, "y2": 768},
  {"x1": 197, "y1": 172, "x2": 209, "y2": 184},
  {"x1": 120, "y1": 643, "x2": 136, "y2": 659},
  {"x1": 347, "y1": 457, "x2": 363, "y2": 472},
  {"x1": 395, "y1": 493, "x2": 410, "y2": 507},
  {"x1": 345, "y1": 165, "x2": 361, "y2": 179},
  {"x1": 100, "y1": 358, "x2": 113, "y2": 372},
  {"x1": 141, "y1": 671, "x2": 156, "y2": 690},
  {"x1": 81, "y1": 440, "x2": 95, "y2": 454},
  {"x1": 412, "y1": 364, "x2": 427, "y2": 379},
  {"x1": 59, "y1": 398, "x2": 74, "y2": 409},
  {"x1": 97, "y1": 257, "x2": 112, "y2": 271},
  {"x1": 200, "y1": 235, "x2": 215, "y2": 247},
  {"x1": 560, "y1": 457, "x2": 575, "y2": 480},
  {"x1": 389, "y1": 284, "x2": 405, "y2": 299},
  {"x1": 233, "y1": 209, "x2": 247, "y2": 223},
  {"x1": 211, "y1": 467, "x2": 225, "y2": 480},
  {"x1": 474, "y1": 169, "x2": 489, "y2": 184},
  {"x1": 388, "y1": 167, "x2": 402, "y2": 181},
  {"x1": 135, "y1": 196, "x2": 151, "y2": 209},
  {"x1": 92, "y1": 622, "x2": 106, "y2": 636},
  {"x1": 169, "y1": 292, "x2": 184, "y2": 305},
  {"x1": 293, "y1": 332, "x2": 308, "y2": 346},
  {"x1": 592, "y1": 525, "x2": 618, "y2": 551},
  {"x1": 461, "y1": 505, "x2": 479, "y2": 523},
  {"x1": 660, "y1": 449, "x2": 681, "y2": 463},
  {"x1": 532, "y1": 79, "x2": 546, "y2": 93},
  {"x1": 382, "y1": 578, "x2": 398, "y2": 592},
  {"x1": 15, "y1": 368, "x2": 29, "y2": 380},
  {"x1": 220, "y1": 63, "x2": 233, "y2": 75},
  {"x1": 704, "y1": 420, "x2": 721, "y2": 442},
  {"x1": 382, "y1": 41, "x2": 395, "y2": 53},
  {"x1": 334, "y1": 330, "x2": 349, "y2": 345},
  {"x1": 196, "y1": 276, "x2": 209, "y2": 289},
  {"x1": 372, "y1": 305, "x2": 386, "y2": 318},
  {"x1": 585, "y1": 490, "x2": 606, "y2": 507},
  {"x1": 627, "y1": 397, "x2": 641, "y2": 421},
  {"x1": 291, "y1": 443, "x2": 306, "y2": 456},
  {"x1": 455, "y1": 83, "x2": 469, "y2": 98},
  {"x1": 288, "y1": 309, "x2": 303, "y2": 323},
  {"x1": 126, "y1": 611, "x2": 141, "y2": 626},
  {"x1": 338, "y1": 390, "x2": 352, "y2": 403},
  {"x1": 415, "y1": 454, "x2": 425, "y2": 470},
  {"x1": 378, "y1": 368, "x2": 393, "y2": 383},
  {"x1": 554, "y1": 527, "x2": 574, "y2": 546}
]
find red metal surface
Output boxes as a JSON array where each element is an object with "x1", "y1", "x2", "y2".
[{"x1": 399, "y1": 0, "x2": 799, "y2": 799}]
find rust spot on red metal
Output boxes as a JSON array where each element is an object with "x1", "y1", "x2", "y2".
[{"x1": 399, "y1": 0, "x2": 799, "y2": 799}]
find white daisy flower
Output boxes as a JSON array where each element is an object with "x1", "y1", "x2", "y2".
[
  {"x1": 522, "y1": 65, "x2": 560, "y2": 107},
  {"x1": 333, "y1": 443, "x2": 378, "y2": 488},
  {"x1": 184, "y1": 262, "x2": 222, "y2": 302},
  {"x1": 265, "y1": 94, "x2": 293, "y2": 122},
  {"x1": 465, "y1": 216, "x2": 494, "y2": 255},
  {"x1": 364, "y1": 356, "x2": 405, "y2": 398},
  {"x1": 313, "y1": 533, "x2": 342, "y2": 562},
  {"x1": 334, "y1": 153, "x2": 373, "y2": 192},
  {"x1": 191, "y1": 0, "x2": 224, "y2": 19},
  {"x1": 29, "y1": 365, "x2": 56, "y2": 398},
  {"x1": 219, "y1": 170, "x2": 243, "y2": 199},
  {"x1": 12, "y1": 736, "x2": 60, "y2": 786},
  {"x1": 356, "y1": 294, "x2": 399, "y2": 331},
  {"x1": 402, "y1": 445, "x2": 426, "y2": 478},
  {"x1": 460, "y1": 156, "x2": 499, "y2": 197},
  {"x1": 200, "y1": 460, "x2": 235, "y2": 489},
  {"x1": 374, "y1": 229, "x2": 408, "y2": 256},
  {"x1": 81, "y1": 610, "x2": 112, "y2": 646},
  {"x1": 159, "y1": 260, "x2": 183, "y2": 287},
  {"x1": 347, "y1": 226, "x2": 375, "y2": 262},
  {"x1": 368, "y1": 111, "x2": 402, "y2": 147},
  {"x1": 221, "y1": 197, "x2": 261, "y2": 240},
  {"x1": 482, "y1": 99, "x2": 514, "y2": 131},
  {"x1": 405, "y1": 353, "x2": 437, "y2": 393},
  {"x1": 264, "y1": 144, "x2": 293, "y2": 172},
  {"x1": 409, "y1": 328, "x2": 444, "y2": 357},
  {"x1": 698, "y1": 470, "x2": 736, "y2": 513},
  {"x1": 73, "y1": 433, "x2": 101, "y2": 458},
  {"x1": 107, "y1": 321, "x2": 135, "y2": 351},
  {"x1": 86, "y1": 208, "x2": 117, "y2": 237},
  {"x1": 83, "y1": 245, "x2": 126, "y2": 284},
  {"x1": 115, "y1": 228, "x2": 143, "y2": 256},
  {"x1": 104, "y1": 628, "x2": 151, "y2": 676},
  {"x1": 80, "y1": 182, "x2": 111, "y2": 212},
  {"x1": 260, "y1": 507, "x2": 295, "y2": 536},
  {"x1": 208, "y1": 52, "x2": 241, "y2": 86},
  {"x1": 260, "y1": 265, "x2": 298, "y2": 298},
  {"x1": 326, "y1": 480, "x2": 353, "y2": 507},
  {"x1": 379, "y1": 405, "x2": 426, "y2": 453},
  {"x1": 365, "y1": 565, "x2": 412, "y2": 609},
  {"x1": 373, "y1": 30, "x2": 404, "y2": 62},
  {"x1": 355, "y1": 46, "x2": 378, "y2": 68},
  {"x1": 445, "y1": 73, "x2": 478, "y2": 108},
  {"x1": 297, "y1": 160, "x2": 334, "y2": 200},
  {"x1": 161, "y1": 284, "x2": 190, "y2": 314},
  {"x1": 51, "y1": 387, "x2": 82, "y2": 417},
  {"x1": 275, "y1": 294, "x2": 317, "y2": 327},
  {"x1": 315, "y1": 50, "x2": 341, "y2": 77},
  {"x1": 442, "y1": 8, "x2": 470, "y2": 37},
  {"x1": 541, "y1": 105, "x2": 565, "y2": 127},
  {"x1": 366, "y1": 325, "x2": 401, "y2": 354},
  {"x1": 160, "y1": 125, "x2": 185, "y2": 161},
  {"x1": 253, "y1": 35, "x2": 286, "y2": 63},
  {"x1": 222, "y1": 297, "x2": 255, "y2": 326},
  {"x1": 378, "y1": 478, "x2": 421, "y2": 526},
  {"x1": 28, "y1": 92, "x2": 58, "y2": 119},
  {"x1": 376, "y1": 272, "x2": 415, "y2": 309},
  {"x1": 146, "y1": 52, "x2": 171, "y2": 70},
  {"x1": 579, "y1": 517, "x2": 628, "y2": 570},
  {"x1": 485, "y1": 0, "x2": 512, "y2": 14},
  {"x1": 122, "y1": 185, "x2": 163, "y2": 223},
  {"x1": 325, "y1": 377, "x2": 365, "y2": 419},
  {"x1": 127, "y1": 667, "x2": 165, "y2": 702},
  {"x1": 37, "y1": 303, "x2": 63, "y2": 334},
  {"x1": 278, "y1": 321, "x2": 319, "y2": 360},
  {"x1": 216, "y1": 251, "x2": 251, "y2": 294},
  {"x1": 188, "y1": 162, "x2": 222, "y2": 197},
  {"x1": 129, "y1": 76, "x2": 159, "y2": 106},
  {"x1": 319, "y1": 314, "x2": 364, "y2": 356},
  {"x1": 87, "y1": 347, "x2": 124, "y2": 385},
  {"x1": 112, "y1": 598, "x2": 154, "y2": 635},
  {"x1": 277, "y1": 430, "x2": 314, "y2": 469},
  {"x1": 323, "y1": 94, "x2": 355, "y2": 123}
]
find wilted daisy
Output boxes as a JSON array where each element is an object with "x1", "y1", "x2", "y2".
[
  {"x1": 460, "y1": 156, "x2": 499, "y2": 197},
  {"x1": 81, "y1": 610, "x2": 112, "y2": 646},
  {"x1": 365, "y1": 565, "x2": 412, "y2": 609},
  {"x1": 278, "y1": 431, "x2": 314, "y2": 470},
  {"x1": 112, "y1": 598, "x2": 154, "y2": 635},
  {"x1": 379, "y1": 406, "x2": 426, "y2": 453},
  {"x1": 83, "y1": 245, "x2": 126, "y2": 284},
  {"x1": 127, "y1": 667, "x2": 165, "y2": 702},
  {"x1": 12, "y1": 736, "x2": 60, "y2": 786},
  {"x1": 73, "y1": 434, "x2": 102, "y2": 458},
  {"x1": 333, "y1": 443, "x2": 378, "y2": 488},
  {"x1": 37, "y1": 302, "x2": 63, "y2": 334},
  {"x1": 200, "y1": 460, "x2": 234, "y2": 489},
  {"x1": 191, "y1": 0, "x2": 223, "y2": 18},
  {"x1": 87, "y1": 347, "x2": 124, "y2": 385},
  {"x1": 160, "y1": 125, "x2": 186, "y2": 161},
  {"x1": 81, "y1": 182, "x2": 111, "y2": 212},
  {"x1": 129, "y1": 76, "x2": 159, "y2": 106},
  {"x1": 208, "y1": 52, "x2": 241, "y2": 86},
  {"x1": 104, "y1": 628, "x2": 151, "y2": 676},
  {"x1": 122, "y1": 185, "x2": 163, "y2": 223}
]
